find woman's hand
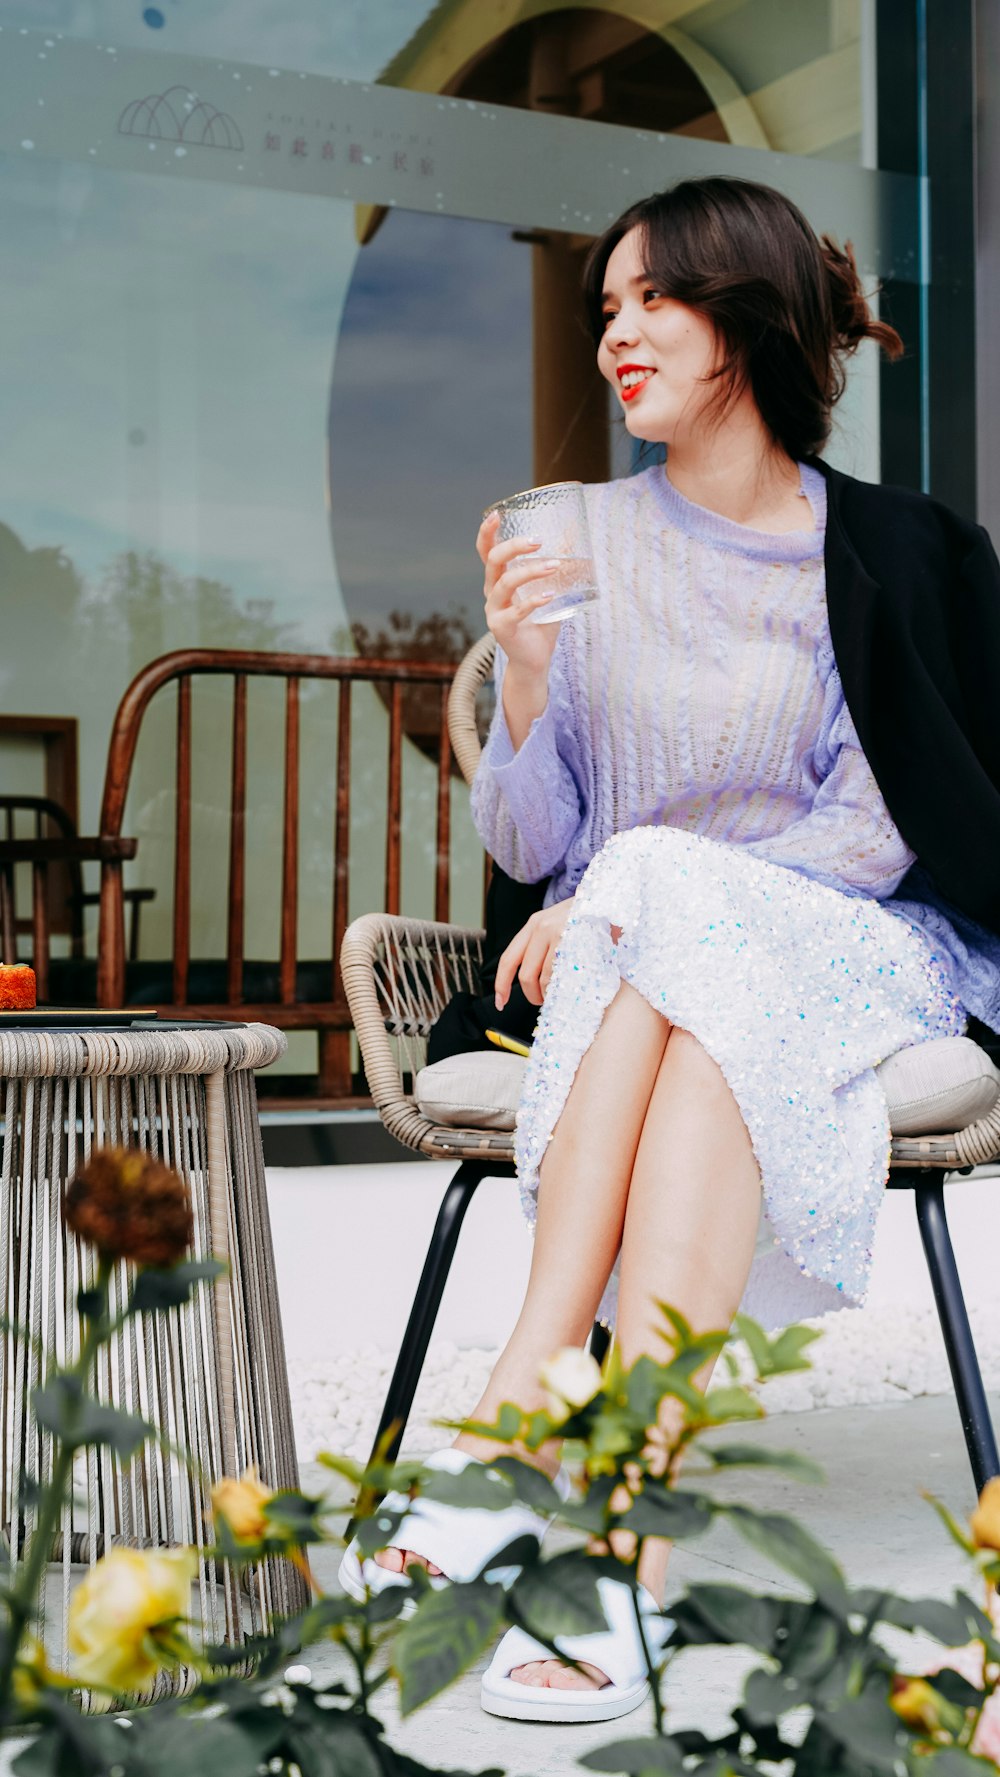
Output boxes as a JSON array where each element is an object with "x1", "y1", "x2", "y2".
[
  {"x1": 495, "y1": 898, "x2": 576, "y2": 1009},
  {"x1": 477, "y1": 511, "x2": 561, "y2": 679}
]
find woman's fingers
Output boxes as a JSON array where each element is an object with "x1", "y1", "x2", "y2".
[
  {"x1": 476, "y1": 509, "x2": 500, "y2": 565},
  {"x1": 494, "y1": 922, "x2": 533, "y2": 1011},
  {"x1": 515, "y1": 925, "x2": 552, "y2": 1006},
  {"x1": 484, "y1": 538, "x2": 548, "y2": 599}
]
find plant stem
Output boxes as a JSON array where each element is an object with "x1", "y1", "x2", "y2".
[
  {"x1": 0, "y1": 1262, "x2": 111, "y2": 1727},
  {"x1": 631, "y1": 1564, "x2": 663, "y2": 1737}
]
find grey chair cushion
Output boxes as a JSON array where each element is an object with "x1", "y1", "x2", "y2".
[
  {"x1": 875, "y1": 1035, "x2": 1000, "y2": 1135},
  {"x1": 417, "y1": 1035, "x2": 1000, "y2": 1139},
  {"x1": 415, "y1": 1051, "x2": 525, "y2": 1130}
]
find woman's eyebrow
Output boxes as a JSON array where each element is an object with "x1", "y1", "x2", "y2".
[{"x1": 601, "y1": 274, "x2": 648, "y2": 302}]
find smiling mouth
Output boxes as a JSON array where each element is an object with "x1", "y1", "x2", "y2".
[{"x1": 618, "y1": 367, "x2": 655, "y2": 402}]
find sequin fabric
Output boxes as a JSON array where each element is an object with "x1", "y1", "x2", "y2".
[{"x1": 515, "y1": 826, "x2": 966, "y2": 1329}]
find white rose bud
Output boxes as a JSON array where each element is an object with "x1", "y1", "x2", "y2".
[{"x1": 539, "y1": 1347, "x2": 603, "y2": 1421}]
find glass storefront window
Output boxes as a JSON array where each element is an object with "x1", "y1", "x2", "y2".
[{"x1": 0, "y1": 1, "x2": 946, "y2": 1078}]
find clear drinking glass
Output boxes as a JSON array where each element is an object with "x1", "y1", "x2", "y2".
[{"x1": 486, "y1": 479, "x2": 599, "y2": 624}]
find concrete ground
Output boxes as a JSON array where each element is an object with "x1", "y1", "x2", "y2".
[{"x1": 294, "y1": 1389, "x2": 997, "y2": 1776}]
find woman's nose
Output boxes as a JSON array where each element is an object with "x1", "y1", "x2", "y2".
[{"x1": 605, "y1": 306, "x2": 641, "y2": 350}]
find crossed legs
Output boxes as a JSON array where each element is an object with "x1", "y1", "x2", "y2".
[{"x1": 376, "y1": 982, "x2": 763, "y2": 1686}]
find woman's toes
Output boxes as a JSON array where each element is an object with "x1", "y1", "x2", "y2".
[
  {"x1": 374, "y1": 1548, "x2": 405, "y2": 1573},
  {"x1": 509, "y1": 1659, "x2": 607, "y2": 1690},
  {"x1": 372, "y1": 1548, "x2": 441, "y2": 1575},
  {"x1": 509, "y1": 1662, "x2": 549, "y2": 1688},
  {"x1": 546, "y1": 1660, "x2": 608, "y2": 1690}
]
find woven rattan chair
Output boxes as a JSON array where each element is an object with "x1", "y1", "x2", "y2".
[{"x1": 341, "y1": 633, "x2": 1000, "y2": 1496}]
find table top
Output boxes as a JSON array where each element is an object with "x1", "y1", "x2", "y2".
[{"x1": 0, "y1": 1022, "x2": 286, "y2": 1077}]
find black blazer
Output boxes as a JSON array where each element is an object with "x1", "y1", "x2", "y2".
[{"x1": 817, "y1": 460, "x2": 1000, "y2": 936}]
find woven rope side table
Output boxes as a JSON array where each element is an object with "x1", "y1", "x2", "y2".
[{"x1": 0, "y1": 1022, "x2": 305, "y2": 1702}]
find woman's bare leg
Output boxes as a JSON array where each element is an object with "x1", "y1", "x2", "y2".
[
  {"x1": 375, "y1": 981, "x2": 670, "y2": 1575},
  {"x1": 512, "y1": 1026, "x2": 762, "y2": 1690}
]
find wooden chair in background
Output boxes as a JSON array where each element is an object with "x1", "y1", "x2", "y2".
[
  {"x1": 3, "y1": 648, "x2": 461, "y2": 1099},
  {"x1": 0, "y1": 795, "x2": 153, "y2": 997}
]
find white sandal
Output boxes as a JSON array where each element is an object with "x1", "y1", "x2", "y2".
[
  {"x1": 481, "y1": 1576, "x2": 673, "y2": 1722},
  {"x1": 338, "y1": 1448, "x2": 568, "y2": 1609}
]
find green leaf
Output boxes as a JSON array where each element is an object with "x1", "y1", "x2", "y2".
[
  {"x1": 616, "y1": 1482, "x2": 714, "y2": 1542},
  {"x1": 394, "y1": 1578, "x2": 505, "y2": 1715},
  {"x1": 782, "y1": 1612, "x2": 841, "y2": 1682},
  {"x1": 128, "y1": 1259, "x2": 226, "y2": 1315},
  {"x1": 580, "y1": 1736, "x2": 686, "y2": 1772},
  {"x1": 75, "y1": 1288, "x2": 105, "y2": 1321},
  {"x1": 419, "y1": 1464, "x2": 514, "y2": 1513},
  {"x1": 284, "y1": 1713, "x2": 384, "y2": 1777},
  {"x1": 880, "y1": 1594, "x2": 987, "y2": 1647},
  {"x1": 721, "y1": 1506, "x2": 848, "y2": 1612},
  {"x1": 128, "y1": 1713, "x2": 273, "y2": 1776},
  {"x1": 928, "y1": 1666, "x2": 988, "y2": 1711},
  {"x1": 924, "y1": 1491, "x2": 977, "y2": 1556},
  {"x1": 699, "y1": 1386, "x2": 765, "y2": 1424},
  {"x1": 922, "y1": 1750, "x2": 1000, "y2": 1774},
  {"x1": 31, "y1": 1375, "x2": 152, "y2": 1458},
  {"x1": 742, "y1": 1665, "x2": 805, "y2": 1724},
  {"x1": 11, "y1": 1707, "x2": 130, "y2": 1777},
  {"x1": 317, "y1": 1450, "x2": 367, "y2": 1484},
  {"x1": 703, "y1": 1442, "x2": 824, "y2": 1484},
  {"x1": 671, "y1": 1584, "x2": 794, "y2": 1653},
  {"x1": 817, "y1": 1689, "x2": 916, "y2": 1773},
  {"x1": 559, "y1": 1473, "x2": 620, "y2": 1534},
  {"x1": 489, "y1": 1455, "x2": 564, "y2": 1514},
  {"x1": 510, "y1": 1552, "x2": 618, "y2": 1642},
  {"x1": 353, "y1": 1503, "x2": 407, "y2": 1560},
  {"x1": 260, "y1": 1488, "x2": 325, "y2": 1543},
  {"x1": 732, "y1": 1315, "x2": 821, "y2": 1379},
  {"x1": 455, "y1": 1401, "x2": 523, "y2": 1444}
]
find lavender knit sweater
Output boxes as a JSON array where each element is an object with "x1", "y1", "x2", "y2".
[{"x1": 472, "y1": 463, "x2": 1000, "y2": 1031}]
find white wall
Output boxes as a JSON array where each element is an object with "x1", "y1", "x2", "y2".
[{"x1": 266, "y1": 1161, "x2": 1000, "y2": 1368}]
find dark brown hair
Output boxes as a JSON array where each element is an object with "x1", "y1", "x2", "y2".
[{"x1": 582, "y1": 176, "x2": 903, "y2": 461}]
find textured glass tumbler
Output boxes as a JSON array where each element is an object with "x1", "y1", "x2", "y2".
[{"x1": 487, "y1": 480, "x2": 599, "y2": 624}]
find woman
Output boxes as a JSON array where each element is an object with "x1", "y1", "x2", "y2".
[{"x1": 341, "y1": 176, "x2": 1000, "y2": 1723}]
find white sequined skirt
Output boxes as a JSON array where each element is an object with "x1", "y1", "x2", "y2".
[{"x1": 515, "y1": 828, "x2": 965, "y2": 1328}]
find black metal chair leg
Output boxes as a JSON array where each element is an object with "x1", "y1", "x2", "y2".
[
  {"x1": 913, "y1": 1174, "x2": 1000, "y2": 1497},
  {"x1": 363, "y1": 1159, "x2": 488, "y2": 1473},
  {"x1": 589, "y1": 1320, "x2": 611, "y2": 1367}
]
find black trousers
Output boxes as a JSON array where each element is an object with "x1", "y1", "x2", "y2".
[{"x1": 427, "y1": 866, "x2": 550, "y2": 1063}]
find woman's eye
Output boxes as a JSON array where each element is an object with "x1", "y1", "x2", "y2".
[
  {"x1": 601, "y1": 310, "x2": 617, "y2": 329},
  {"x1": 642, "y1": 287, "x2": 663, "y2": 303}
]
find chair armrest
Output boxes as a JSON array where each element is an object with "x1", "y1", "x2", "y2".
[
  {"x1": 0, "y1": 837, "x2": 138, "y2": 862},
  {"x1": 340, "y1": 912, "x2": 486, "y2": 1153},
  {"x1": 447, "y1": 633, "x2": 495, "y2": 789}
]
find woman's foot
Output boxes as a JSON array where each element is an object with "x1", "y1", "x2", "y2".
[
  {"x1": 340, "y1": 1446, "x2": 567, "y2": 1605},
  {"x1": 371, "y1": 1438, "x2": 560, "y2": 1582}
]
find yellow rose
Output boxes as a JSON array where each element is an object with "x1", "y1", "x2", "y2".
[
  {"x1": 971, "y1": 1477, "x2": 1000, "y2": 1552},
  {"x1": 890, "y1": 1676, "x2": 963, "y2": 1738},
  {"x1": 68, "y1": 1547, "x2": 196, "y2": 1694},
  {"x1": 211, "y1": 1466, "x2": 274, "y2": 1544},
  {"x1": 539, "y1": 1348, "x2": 603, "y2": 1422}
]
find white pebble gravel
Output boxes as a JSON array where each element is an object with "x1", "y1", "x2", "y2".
[{"x1": 289, "y1": 1300, "x2": 1000, "y2": 1462}]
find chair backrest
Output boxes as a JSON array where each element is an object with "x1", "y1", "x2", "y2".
[{"x1": 96, "y1": 648, "x2": 461, "y2": 1094}]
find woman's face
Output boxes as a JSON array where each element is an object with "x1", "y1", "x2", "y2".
[{"x1": 596, "y1": 228, "x2": 723, "y2": 447}]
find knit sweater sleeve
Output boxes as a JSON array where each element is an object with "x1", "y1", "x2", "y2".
[
  {"x1": 470, "y1": 640, "x2": 586, "y2": 882},
  {"x1": 743, "y1": 644, "x2": 916, "y2": 899}
]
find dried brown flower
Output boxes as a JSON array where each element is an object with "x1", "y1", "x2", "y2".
[{"x1": 64, "y1": 1147, "x2": 193, "y2": 1267}]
